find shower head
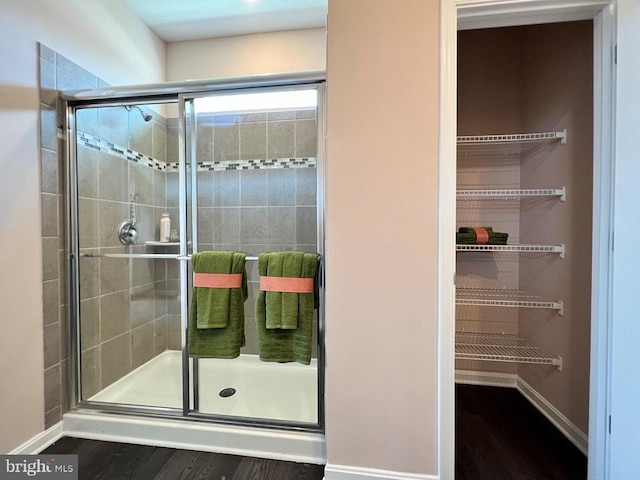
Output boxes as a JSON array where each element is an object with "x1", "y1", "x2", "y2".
[{"x1": 125, "y1": 105, "x2": 153, "y2": 122}]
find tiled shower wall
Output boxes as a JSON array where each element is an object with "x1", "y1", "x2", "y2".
[
  {"x1": 75, "y1": 106, "x2": 176, "y2": 400},
  {"x1": 188, "y1": 111, "x2": 319, "y2": 355},
  {"x1": 39, "y1": 44, "x2": 94, "y2": 428},
  {"x1": 39, "y1": 44, "x2": 320, "y2": 424},
  {"x1": 38, "y1": 45, "x2": 175, "y2": 422}
]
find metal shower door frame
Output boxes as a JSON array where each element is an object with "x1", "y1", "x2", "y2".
[{"x1": 63, "y1": 73, "x2": 326, "y2": 433}]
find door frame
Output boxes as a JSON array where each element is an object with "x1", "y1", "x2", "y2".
[{"x1": 438, "y1": 1, "x2": 616, "y2": 478}]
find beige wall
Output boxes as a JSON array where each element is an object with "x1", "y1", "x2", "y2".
[
  {"x1": 325, "y1": 0, "x2": 439, "y2": 475},
  {"x1": 0, "y1": 0, "x2": 165, "y2": 453},
  {"x1": 519, "y1": 21, "x2": 593, "y2": 434},
  {"x1": 167, "y1": 28, "x2": 326, "y2": 81}
]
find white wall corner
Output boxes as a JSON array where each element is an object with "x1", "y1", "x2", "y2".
[
  {"x1": 324, "y1": 464, "x2": 438, "y2": 480},
  {"x1": 516, "y1": 377, "x2": 588, "y2": 455},
  {"x1": 8, "y1": 422, "x2": 64, "y2": 455}
]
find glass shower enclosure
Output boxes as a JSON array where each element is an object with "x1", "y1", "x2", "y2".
[{"x1": 65, "y1": 76, "x2": 325, "y2": 430}]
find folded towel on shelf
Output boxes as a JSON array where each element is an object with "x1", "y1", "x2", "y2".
[
  {"x1": 457, "y1": 227, "x2": 509, "y2": 245},
  {"x1": 188, "y1": 251, "x2": 248, "y2": 359},
  {"x1": 256, "y1": 251, "x2": 320, "y2": 365}
]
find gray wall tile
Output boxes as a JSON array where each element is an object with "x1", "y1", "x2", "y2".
[
  {"x1": 296, "y1": 206, "x2": 318, "y2": 245},
  {"x1": 98, "y1": 106, "x2": 128, "y2": 147},
  {"x1": 43, "y1": 280, "x2": 59, "y2": 326},
  {"x1": 41, "y1": 148, "x2": 59, "y2": 194},
  {"x1": 41, "y1": 193, "x2": 58, "y2": 237},
  {"x1": 98, "y1": 201, "x2": 128, "y2": 248},
  {"x1": 267, "y1": 121, "x2": 295, "y2": 159},
  {"x1": 268, "y1": 207, "x2": 296, "y2": 244},
  {"x1": 39, "y1": 59, "x2": 57, "y2": 107},
  {"x1": 80, "y1": 298, "x2": 100, "y2": 351},
  {"x1": 240, "y1": 170, "x2": 267, "y2": 206},
  {"x1": 213, "y1": 170, "x2": 240, "y2": 206},
  {"x1": 240, "y1": 207, "x2": 268, "y2": 244},
  {"x1": 296, "y1": 168, "x2": 317, "y2": 206},
  {"x1": 197, "y1": 125, "x2": 214, "y2": 160},
  {"x1": 97, "y1": 153, "x2": 128, "y2": 202},
  {"x1": 130, "y1": 287, "x2": 155, "y2": 329},
  {"x1": 197, "y1": 171, "x2": 214, "y2": 208},
  {"x1": 99, "y1": 252, "x2": 130, "y2": 295},
  {"x1": 79, "y1": 255, "x2": 99, "y2": 300},
  {"x1": 131, "y1": 323, "x2": 155, "y2": 369},
  {"x1": 213, "y1": 123, "x2": 240, "y2": 162},
  {"x1": 42, "y1": 237, "x2": 59, "y2": 281},
  {"x1": 100, "y1": 334, "x2": 131, "y2": 389},
  {"x1": 44, "y1": 364, "x2": 61, "y2": 412},
  {"x1": 154, "y1": 317, "x2": 167, "y2": 354},
  {"x1": 130, "y1": 162, "x2": 154, "y2": 207},
  {"x1": 81, "y1": 347, "x2": 100, "y2": 399},
  {"x1": 100, "y1": 291, "x2": 130, "y2": 341},
  {"x1": 240, "y1": 122, "x2": 266, "y2": 160},
  {"x1": 78, "y1": 148, "x2": 99, "y2": 199},
  {"x1": 213, "y1": 207, "x2": 240, "y2": 244},
  {"x1": 295, "y1": 119, "x2": 317, "y2": 158},
  {"x1": 40, "y1": 107, "x2": 57, "y2": 151},
  {"x1": 43, "y1": 322, "x2": 60, "y2": 368},
  {"x1": 268, "y1": 169, "x2": 296, "y2": 206}
]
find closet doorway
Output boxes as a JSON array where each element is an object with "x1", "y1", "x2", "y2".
[{"x1": 439, "y1": 2, "x2": 615, "y2": 480}]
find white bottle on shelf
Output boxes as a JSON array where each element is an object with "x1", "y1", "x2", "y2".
[{"x1": 160, "y1": 213, "x2": 171, "y2": 243}]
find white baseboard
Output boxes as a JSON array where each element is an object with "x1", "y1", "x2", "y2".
[
  {"x1": 324, "y1": 464, "x2": 437, "y2": 480},
  {"x1": 516, "y1": 377, "x2": 588, "y2": 455},
  {"x1": 455, "y1": 370, "x2": 517, "y2": 388},
  {"x1": 455, "y1": 370, "x2": 588, "y2": 455},
  {"x1": 63, "y1": 410, "x2": 325, "y2": 464},
  {"x1": 9, "y1": 422, "x2": 64, "y2": 454}
]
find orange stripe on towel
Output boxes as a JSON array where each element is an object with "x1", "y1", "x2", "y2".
[
  {"x1": 473, "y1": 227, "x2": 489, "y2": 245},
  {"x1": 193, "y1": 273, "x2": 243, "y2": 288},
  {"x1": 260, "y1": 276, "x2": 314, "y2": 293}
]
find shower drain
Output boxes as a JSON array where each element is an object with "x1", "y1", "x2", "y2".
[{"x1": 219, "y1": 387, "x2": 236, "y2": 398}]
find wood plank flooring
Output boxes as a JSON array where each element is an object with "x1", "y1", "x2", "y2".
[
  {"x1": 41, "y1": 437, "x2": 324, "y2": 480},
  {"x1": 42, "y1": 385, "x2": 586, "y2": 480},
  {"x1": 456, "y1": 384, "x2": 587, "y2": 480}
]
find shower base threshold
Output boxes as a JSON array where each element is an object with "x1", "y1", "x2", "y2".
[
  {"x1": 88, "y1": 350, "x2": 318, "y2": 424},
  {"x1": 63, "y1": 410, "x2": 325, "y2": 464}
]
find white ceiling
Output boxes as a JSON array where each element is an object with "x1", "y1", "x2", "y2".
[{"x1": 123, "y1": 0, "x2": 328, "y2": 43}]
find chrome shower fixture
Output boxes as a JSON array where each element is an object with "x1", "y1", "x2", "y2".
[{"x1": 125, "y1": 105, "x2": 153, "y2": 122}]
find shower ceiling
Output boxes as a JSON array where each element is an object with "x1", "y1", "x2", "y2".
[{"x1": 123, "y1": 0, "x2": 328, "y2": 42}]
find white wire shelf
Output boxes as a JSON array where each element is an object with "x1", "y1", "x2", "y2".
[
  {"x1": 456, "y1": 187, "x2": 566, "y2": 201},
  {"x1": 457, "y1": 130, "x2": 566, "y2": 156},
  {"x1": 456, "y1": 243, "x2": 565, "y2": 258},
  {"x1": 455, "y1": 287, "x2": 563, "y2": 315},
  {"x1": 455, "y1": 332, "x2": 562, "y2": 370}
]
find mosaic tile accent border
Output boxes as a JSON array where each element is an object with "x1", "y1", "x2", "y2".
[{"x1": 78, "y1": 131, "x2": 316, "y2": 172}]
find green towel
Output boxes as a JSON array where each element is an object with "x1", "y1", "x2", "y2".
[
  {"x1": 188, "y1": 251, "x2": 247, "y2": 359},
  {"x1": 256, "y1": 252, "x2": 320, "y2": 365},
  {"x1": 457, "y1": 227, "x2": 509, "y2": 245}
]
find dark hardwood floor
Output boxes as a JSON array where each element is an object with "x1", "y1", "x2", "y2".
[
  {"x1": 41, "y1": 437, "x2": 324, "y2": 480},
  {"x1": 456, "y1": 384, "x2": 587, "y2": 480},
  {"x1": 42, "y1": 385, "x2": 585, "y2": 480}
]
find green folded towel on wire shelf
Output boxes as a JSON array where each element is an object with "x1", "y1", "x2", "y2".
[
  {"x1": 188, "y1": 251, "x2": 248, "y2": 359},
  {"x1": 457, "y1": 226, "x2": 509, "y2": 245},
  {"x1": 256, "y1": 251, "x2": 320, "y2": 365}
]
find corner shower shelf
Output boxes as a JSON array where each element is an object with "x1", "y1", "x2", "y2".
[
  {"x1": 456, "y1": 287, "x2": 563, "y2": 315},
  {"x1": 456, "y1": 187, "x2": 566, "y2": 201},
  {"x1": 456, "y1": 130, "x2": 566, "y2": 156},
  {"x1": 455, "y1": 332, "x2": 563, "y2": 370},
  {"x1": 456, "y1": 243, "x2": 565, "y2": 258}
]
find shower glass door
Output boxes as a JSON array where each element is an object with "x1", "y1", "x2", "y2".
[
  {"x1": 70, "y1": 80, "x2": 324, "y2": 429},
  {"x1": 182, "y1": 84, "x2": 324, "y2": 426},
  {"x1": 73, "y1": 100, "x2": 185, "y2": 410}
]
